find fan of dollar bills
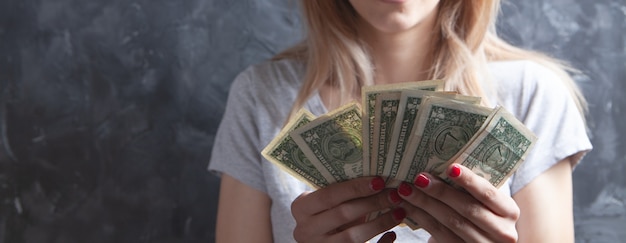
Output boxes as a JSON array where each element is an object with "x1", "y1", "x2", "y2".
[{"x1": 262, "y1": 80, "x2": 537, "y2": 190}]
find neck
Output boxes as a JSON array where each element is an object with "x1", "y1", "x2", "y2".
[{"x1": 359, "y1": 14, "x2": 438, "y2": 84}]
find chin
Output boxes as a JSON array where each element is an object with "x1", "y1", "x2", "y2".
[
  {"x1": 374, "y1": 16, "x2": 425, "y2": 34},
  {"x1": 350, "y1": 0, "x2": 439, "y2": 35}
]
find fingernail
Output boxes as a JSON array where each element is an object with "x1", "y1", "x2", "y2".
[
  {"x1": 414, "y1": 174, "x2": 430, "y2": 188},
  {"x1": 398, "y1": 182, "x2": 412, "y2": 196},
  {"x1": 370, "y1": 177, "x2": 385, "y2": 191},
  {"x1": 389, "y1": 189, "x2": 402, "y2": 204},
  {"x1": 382, "y1": 231, "x2": 397, "y2": 241},
  {"x1": 449, "y1": 164, "x2": 462, "y2": 178},
  {"x1": 392, "y1": 208, "x2": 406, "y2": 222}
]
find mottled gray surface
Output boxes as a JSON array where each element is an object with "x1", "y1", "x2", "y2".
[{"x1": 0, "y1": 0, "x2": 623, "y2": 242}]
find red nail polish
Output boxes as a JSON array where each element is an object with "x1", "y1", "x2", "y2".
[
  {"x1": 371, "y1": 177, "x2": 385, "y2": 191},
  {"x1": 383, "y1": 231, "x2": 397, "y2": 241},
  {"x1": 389, "y1": 189, "x2": 402, "y2": 204},
  {"x1": 449, "y1": 164, "x2": 462, "y2": 178},
  {"x1": 414, "y1": 174, "x2": 430, "y2": 188},
  {"x1": 392, "y1": 208, "x2": 406, "y2": 222},
  {"x1": 398, "y1": 182, "x2": 412, "y2": 196}
]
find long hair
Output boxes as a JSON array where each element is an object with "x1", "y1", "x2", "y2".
[{"x1": 275, "y1": 0, "x2": 587, "y2": 122}]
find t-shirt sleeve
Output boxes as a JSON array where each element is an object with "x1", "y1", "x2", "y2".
[
  {"x1": 509, "y1": 62, "x2": 593, "y2": 194},
  {"x1": 208, "y1": 68, "x2": 267, "y2": 194}
]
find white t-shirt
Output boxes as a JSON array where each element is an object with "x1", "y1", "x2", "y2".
[{"x1": 208, "y1": 59, "x2": 592, "y2": 242}]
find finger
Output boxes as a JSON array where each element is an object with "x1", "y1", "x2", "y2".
[
  {"x1": 412, "y1": 169, "x2": 519, "y2": 242},
  {"x1": 398, "y1": 180, "x2": 489, "y2": 242},
  {"x1": 397, "y1": 196, "x2": 463, "y2": 243},
  {"x1": 444, "y1": 164, "x2": 520, "y2": 219},
  {"x1": 292, "y1": 176, "x2": 386, "y2": 216},
  {"x1": 306, "y1": 188, "x2": 402, "y2": 236},
  {"x1": 377, "y1": 231, "x2": 396, "y2": 243},
  {"x1": 441, "y1": 164, "x2": 520, "y2": 241},
  {"x1": 328, "y1": 207, "x2": 404, "y2": 243}
]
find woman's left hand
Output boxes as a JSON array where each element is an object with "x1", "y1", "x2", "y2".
[{"x1": 396, "y1": 163, "x2": 520, "y2": 243}]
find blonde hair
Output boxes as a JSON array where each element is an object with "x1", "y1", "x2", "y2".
[{"x1": 275, "y1": 0, "x2": 587, "y2": 122}]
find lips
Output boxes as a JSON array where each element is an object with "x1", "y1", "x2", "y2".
[{"x1": 380, "y1": 0, "x2": 407, "y2": 3}]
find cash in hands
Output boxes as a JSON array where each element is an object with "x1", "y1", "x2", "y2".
[{"x1": 262, "y1": 80, "x2": 537, "y2": 190}]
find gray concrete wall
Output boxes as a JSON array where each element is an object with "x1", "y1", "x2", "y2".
[{"x1": 0, "y1": 0, "x2": 623, "y2": 242}]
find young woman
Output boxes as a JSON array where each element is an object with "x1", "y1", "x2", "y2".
[{"x1": 209, "y1": 0, "x2": 592, "y2": 242}]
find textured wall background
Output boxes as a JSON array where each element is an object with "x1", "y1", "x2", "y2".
[{"x1": 0, "y1": 0, "x2": 623, "y2": 242}]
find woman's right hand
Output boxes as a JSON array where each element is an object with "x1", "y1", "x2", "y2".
[{"x1": 291, "y1": 176, "x2": 406, "y2": 243}]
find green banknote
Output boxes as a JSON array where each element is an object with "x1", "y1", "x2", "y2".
[
  {"x1": 372, "y1": 92, "x2": 401, "y2": 176},
  {"x1": 382, "y1": 91, "x2": 428, "y2": 183},
  {"x1": 396, "y1": 96, "x2": 492, "y2": 183},
  {"x1": 261, "y1": 109, "x2": 330, "y2": 188},
  {"x1": 383, "y1": 91, "x2": 481, "y2": 184},
  {"x1": 361, "y1": 80, "x2": 443, "y2": 176},
  {"x1": 263, "y1": 85, "x2": 535, "y2": 196},
  {"x1": 439, "y1": 107, "x2": 537, "y2": 188},
  {"x1": 291, "y1": 103, "x2": 363, "y2": 182}
]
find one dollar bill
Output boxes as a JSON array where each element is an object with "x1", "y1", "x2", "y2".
[
  {"x1": 383, "y1": 91, "x2": 481, "y2": 184},
  {"x1": 291, "y1": 103, "x2": 364, "y2": 183},
  {"x1": 261, "y1": 109, "x2": 330, "y2": 188},
  {"x1": 396, "y1": 96, "x2": 492, "y2": 183},
  {"x1": 361, "y1": 80, "x2": 444, "y2": 176},
  {"x1": 439, "y1": 107, "x2": 537, "y2": 188}
]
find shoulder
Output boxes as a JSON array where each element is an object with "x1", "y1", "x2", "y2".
[
  {"x1": 227, "y1": 58, "x2": 305, "y2": 112},
  {"x1": 489, "y1": 60, "x2": 559, "y2": 85},
  {"x1": 224, "y1": 58, "x2": 306, "y2": 137},
  {"x1": 488, "y1": 60, "x2": 565, "y2": 90},
  {"x1": 233, "y1": 58, "x2": 305, "y2": 90},
  {"x1": 487, "y1": 60, "x2": 573, "y2": 114},
  {"x1": 222, "y1": 58, "x2": 305, "y2": 106}
]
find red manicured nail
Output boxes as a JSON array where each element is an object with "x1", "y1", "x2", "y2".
[
  {"x1": 414, "y1": 174, "x2": 430, "y2": 188},
  {"x1": 370, "y1": 177, "x2": 385, "y2": 191},
  {"x1": 392, "y1": 208, "x2": 406, "y2": 222},
  {"x1": 398, "y1": 182, "x2": 412, "y2": 196},
  {"x1": 449, "y1": 164, "x2": 462, "y2": 178},
  {"x1": 381, "y1": 231, "x2": 396, "y2": 242},
  {"x1": 389, "y1": 189, "x2": 402, "y2": 204}
]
